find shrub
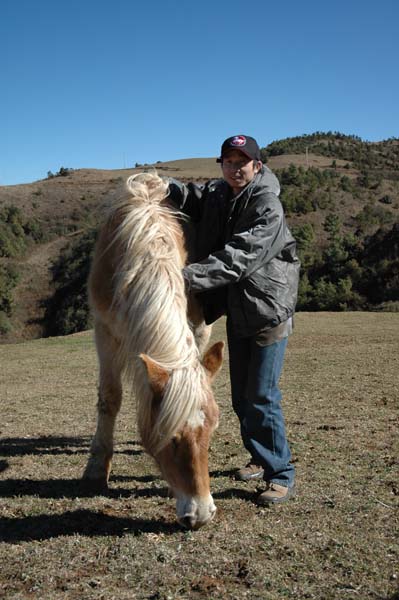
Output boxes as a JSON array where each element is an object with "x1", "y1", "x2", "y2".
[
  {"x1": 311, "y1": 276, "x2": 362, "y2": 311},
  {"x1": 373, "y1": 301, "x2": 399, "y2": 312},
  {"x1": 354, "y1": 204, "x2": 394, "y2": 231},
  {"x1": 339, "y1": 175, "x2": 352, "y2": 192},
  {"x1": 324, "y1": 213, "x2": 341, "y2": 238},
  {"x1": 43, "y1": 229, "x2": 97, "y2": 336},
  {"x1": 0, "y1": 205, "x2": 44, "y2": 256},
  {"x1": 0, "y1": 311, "x2": 12, "y2": 334},
  {"x1": 23, "y1": 219, "x2": 45, "y2": 242},
  {"x1": 281, "y1": 188, "x2": 314, "y2": 215},
  {"x1": 47, "y1": 167, "x2": 73, "y2": 179},
  {"x1": 57, "y1": 167, "x2": 72, "y2": 177},
  {"x1": 0, "y1": 264, "x2": 19, "y2": 315}
]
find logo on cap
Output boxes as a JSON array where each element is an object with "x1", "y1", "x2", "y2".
[{"x1": 230, "y1": 135, "x2": 246, "y2": 147}]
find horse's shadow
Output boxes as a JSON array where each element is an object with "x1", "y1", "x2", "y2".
[
  {"x1": 0, "y1": 459, "x2": 9, "y2": 473},
  {"x1": 0, "y1": 436, "x2": 143, "y2": 457},
  {"x1": 0, "y1": 509, "x2": 181, "y2": 543},
  {"x1": 0, "y1": 486, "x2": 255, "y2": 544},
  {"x1": 0, "y1": 477, "x2": 168, "y2": 499},
  {"x1": 0, "y1": 434, "x2": 163, "y2": 499},
  {"x1": 0, "y1": 435, "x2": 255, "y2": 542},
  {"x1": 0, "y1": 473, "x2": 179, "y2": 543}
]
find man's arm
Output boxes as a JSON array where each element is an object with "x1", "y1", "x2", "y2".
[
  {"x1": 167, "y1": 178, "x2": 206, "y2": 222},
  {"x1": 183, "y1": 193, "x2": 286, "y2": 292}
]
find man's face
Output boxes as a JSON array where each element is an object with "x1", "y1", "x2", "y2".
[{"x1": 221, "y1": 150, "x2": 261, "y2": 194}]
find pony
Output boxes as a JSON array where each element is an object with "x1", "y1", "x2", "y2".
[{"x1": 83, "y1": 172, "x2": 224, "y2": 530}]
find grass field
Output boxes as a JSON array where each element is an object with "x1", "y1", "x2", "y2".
[{"x1": 0, "y1": 313, "x2": 398, "y2": 599}]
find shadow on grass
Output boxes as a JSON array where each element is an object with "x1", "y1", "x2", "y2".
[
  {"x1": 0, "y1": 477, "x2": 169, "y2": 499},
  {"x1": 213, "y1": 488, "x2": 255, "y2": 502},
  {"x1": 210, "y1": 468, "x2": 237, "y2": 478},
  {"x1": 0, "y1": 436, "x2": 142, "y2": 457},
  {"x1": 0, "y1": 436, "x2": 90, "y2": 457},
  {"x1": 0, "y1": 459, "x2": 9, "y2": 473},
  {"x1": 0, "y1": 509, "x2": 181, "y2": 543}
]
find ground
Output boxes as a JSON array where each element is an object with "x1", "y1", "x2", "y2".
[{"x1": 0, "y1": 313, "x2": 398, "y2": 599}]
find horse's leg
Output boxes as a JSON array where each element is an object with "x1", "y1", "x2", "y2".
[
  {"x1": 193, "y1": 322, "x2": 212, "y2": 356},
  {"x1": 83, "y1": 319, "x2": 123, "y2": 489},
  {"x1": 187, "y1": 293, "x2": 212, "y2": 355}
]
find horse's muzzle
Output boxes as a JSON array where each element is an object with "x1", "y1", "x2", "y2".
[{"x1": 176, "y1": 493, "x2": 216, "y2": 530}]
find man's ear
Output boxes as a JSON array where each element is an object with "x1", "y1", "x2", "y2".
[
  {"x1": 202, "y1": 341, "x2": 225, "y2": 380},
  {"x1": 254, "y1": 160, "x2": 263, "y2": 174},
  {"x1": 139, "y1": 354, "x2": 169, "y2": 397}
]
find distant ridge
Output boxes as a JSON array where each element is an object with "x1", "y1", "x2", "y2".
[{"x1": 0, "y1": 132, "x2": 398, "y2": 342}]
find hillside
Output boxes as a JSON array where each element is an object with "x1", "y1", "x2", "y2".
[{"x1": 0, "y1": 132, "x2": 398, "y2": 342}]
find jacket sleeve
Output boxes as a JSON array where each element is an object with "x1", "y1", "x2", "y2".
[
  {"x1": 167, "y1": 178, "x2": 206, "y2": 222},
  {"x1": 183, "y1": 192, "x2": 286, "y2": 293}
]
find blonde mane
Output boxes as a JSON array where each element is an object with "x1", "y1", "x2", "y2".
[{"x1": 107, "y1": 172, "x2": 208, "y2": 455}]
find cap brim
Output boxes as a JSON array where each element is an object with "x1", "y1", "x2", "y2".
[{"x1": 217, "y1": 148, "x2": 254, "y2": 163}]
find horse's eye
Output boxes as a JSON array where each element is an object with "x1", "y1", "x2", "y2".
[{"x1": 172, "y1": 437, "x2": 179, "y2": 452}]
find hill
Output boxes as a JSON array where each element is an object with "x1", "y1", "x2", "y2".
[{"x1": 0, "y1": 132, "x2": 398, "y2": 342}]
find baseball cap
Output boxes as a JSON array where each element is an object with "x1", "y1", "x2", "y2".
[{"x1": 216, "y1": 135, "x2": 261, "y2": 162}]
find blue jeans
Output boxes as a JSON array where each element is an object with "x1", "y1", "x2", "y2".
[{"x1": 227, "y1": 322, "x2": 295, "y2": 488}]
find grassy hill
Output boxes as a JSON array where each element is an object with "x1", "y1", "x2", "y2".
[{"x1": 0, "y1": 132, "x2": 398, "y2": 342}]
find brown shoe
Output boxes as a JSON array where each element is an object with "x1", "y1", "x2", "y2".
[
  {"x1": 236, "y1": 462, "x2": 264, "y2": 481},
  {"x1": 256, "y1": 482, "x2": 295, "y2": 505}
]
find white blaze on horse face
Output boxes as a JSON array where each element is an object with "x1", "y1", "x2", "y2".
[{"x1": 175, "y1": 492, "x2": 216, "y2": 530}]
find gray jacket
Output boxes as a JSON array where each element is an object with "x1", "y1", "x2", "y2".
[{"x1": 168, "y1": 166, "x2": 300, "y2": 338}]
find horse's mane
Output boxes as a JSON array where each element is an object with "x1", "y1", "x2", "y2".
[{"x1": 106, "y1": 172, "x2": 207, "y2": 455}]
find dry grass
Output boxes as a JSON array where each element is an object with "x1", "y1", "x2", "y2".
[
  {"x1": 0, "y1": 313, "x2": 398, "y2": 599},
  {"x1": 0, "y1": 154, "x2": 364, "y2": 221}
]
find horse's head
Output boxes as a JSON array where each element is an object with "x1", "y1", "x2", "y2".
[{"x1": 140, "y1": 341, "x2": 224, "y2": 530}]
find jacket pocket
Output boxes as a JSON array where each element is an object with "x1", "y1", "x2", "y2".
[{"x1": 240, "y1": 259, "x2": 299, "y2": 323}]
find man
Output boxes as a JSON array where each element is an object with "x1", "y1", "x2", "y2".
[{"x1": 168, "y1": 135, "x2": 300, "y2": 504}]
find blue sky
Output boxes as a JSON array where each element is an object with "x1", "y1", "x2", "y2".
[{"x1": 1, "y1": 0, "x2": 398, "y2": 185}]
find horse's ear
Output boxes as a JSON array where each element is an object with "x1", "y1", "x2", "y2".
[
  {"x1": 202, "y1": 341, "x2": 224, "y2": 380},
  {"x1": 140, "y1": 354, "x2": 169, "y2": 397}
]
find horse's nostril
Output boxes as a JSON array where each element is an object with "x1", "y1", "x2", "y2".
[{"x1": 181, "y1": 516, "x2": 196, "y2": 529}]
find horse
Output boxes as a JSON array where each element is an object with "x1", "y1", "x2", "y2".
[{"x1": 83, "y1": 172, "x2": 224, "y2": 530}]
